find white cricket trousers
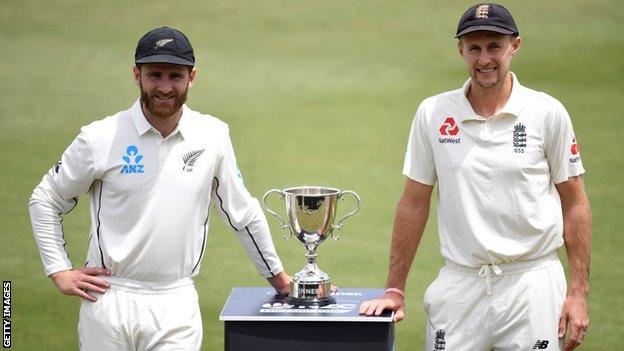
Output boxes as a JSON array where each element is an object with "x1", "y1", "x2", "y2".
[
  {"x1": 78, "y1": 277, "x2": 202, "y2": 351},
  {"x1": 423, "y1": 252, "x2": 566, "y2": 351}
]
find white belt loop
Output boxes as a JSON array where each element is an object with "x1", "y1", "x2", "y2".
[{"x1": 478, "y1": 264, "x2": 502, "y2": 295}]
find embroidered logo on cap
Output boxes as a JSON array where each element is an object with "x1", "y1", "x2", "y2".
[
  {"x1": 154, "y1": 38, "x2": 174, "y2": 49},
  {"x1": 475, "y1": 4, "x2": 490, "y2": 19}
]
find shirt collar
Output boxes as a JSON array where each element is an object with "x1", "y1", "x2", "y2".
[
  {"x1": 497, "y1": 72, "x2": 524, "y2": 117},
  {"x1": 458, "y1": 72, "x2": 524, "y2": 122},
  {"x1": 130, "y1": 99, "x2": 190, "y2": 139},
  {"x1": 176, "y1": 105, "x2": 191, "y2": 139},
  {"x1": 130, "y1": 99, "x2": 152, "y2": 136}
]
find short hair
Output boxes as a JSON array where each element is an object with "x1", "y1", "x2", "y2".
[{"x1": 135, "y1": 63, "x2": 193, "y2": 74}]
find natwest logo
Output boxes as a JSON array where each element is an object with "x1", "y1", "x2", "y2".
[
  {"x1": 571, "y1": 137, "x2": 579, "y2": 155},
  {"x1": 439, "y1": 117, "x2": 459, "y2": 136},
  {"x1": 569, "y1": 137, "x2": 581, "y2": 164},
  {"x1": 438, "y1": 117, "x2": 461, "y2": 144}
]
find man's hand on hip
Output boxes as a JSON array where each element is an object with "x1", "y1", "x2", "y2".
[{"x1": 50, "y1": 267, "x2": 111, "y2": 302}]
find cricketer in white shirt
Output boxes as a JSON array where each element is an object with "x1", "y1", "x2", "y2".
[
  {"x1": 28, "y1": 27, "x2": 290, "y2": 350},
  {"x1": 403, "y1": 72, "x2": 585, "y2": 267},
  {"x1": 360, "y1": 8, "x2": 591, "y2": 350},
  {"x1": 29, "y1": 100, "x2": 284, "y2": 282},
  {"x1": 29, "y1": 98, "x2": 289, "y2": 349},
  {"x1": 364, "y1": 73, "x2": 590, "y2": 350}
]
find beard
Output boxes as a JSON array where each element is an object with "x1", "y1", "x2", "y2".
[
  {"x1": 471, "y1": 66, "x2": 509, "y2": 90},
  {"x1": 473, "y1": 74, "x2": 502, "y2": 89},
  {"x1": 140, "y1": 83, "x2": 188, "y2": 119},
  {"x1": 474, "y1": 78, "x2": 499, "y2": 89}
]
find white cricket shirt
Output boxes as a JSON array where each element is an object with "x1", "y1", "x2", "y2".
[
  {"x1": 29, "y1": 100, "x2": 283, "y2": 282},
  {"x1": 403, "y1": 73, "x2": 585, "y2": 267}
]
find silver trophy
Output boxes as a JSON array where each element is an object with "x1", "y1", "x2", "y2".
[{"x1": 263, "y1": 186, "x2": 361, "y2": 306}]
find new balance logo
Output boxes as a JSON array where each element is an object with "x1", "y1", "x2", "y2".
[
  {"x1": 182, "y1": 149, "x2": 205, "y2": 172},
  {"x1": 120, "y1": 145, "x2": 144, "y2": 174},
  {"x1": 532, "y1": 340, "x2": 549, "y2": 349}
]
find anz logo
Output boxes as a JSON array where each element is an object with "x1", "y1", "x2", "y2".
[{"x1": 120, "y1": 145, "x2": 144, "y2": 174}]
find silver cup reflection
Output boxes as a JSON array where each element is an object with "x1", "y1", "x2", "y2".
[{"x1": 263, "y1": 186, "x2": 361, "y2": 306}]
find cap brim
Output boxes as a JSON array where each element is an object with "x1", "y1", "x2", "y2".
[
  {"x1": 135, "y1": 54, "x2": 194, "y2": 66},
  {"x1": 455, "y1": 25, "x2": 515, "y2": 38}
]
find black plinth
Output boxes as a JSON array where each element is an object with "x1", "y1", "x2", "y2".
[{"x1": 219, "y1": 287, "x2": 394, "y2": 351}]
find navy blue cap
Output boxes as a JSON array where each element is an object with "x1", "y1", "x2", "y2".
[
  {"x1": 135, "y1": 27, "x2": 195, "y2": 66},
  {"x1": 455, "y1": 3, "x2": 519, "y2": 38}
]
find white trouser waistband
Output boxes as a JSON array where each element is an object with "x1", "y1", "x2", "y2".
[
  {"x1": 103, "y1": 276, "x2": 194, "y2": 294},
  {"x1": 445, "y1": 252, "x2": 560, "y2": 295}
]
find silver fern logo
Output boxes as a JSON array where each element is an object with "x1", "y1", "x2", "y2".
[
  {"x1": 182, "y1": 149, "x2": 205, "y2": 172},
  {"x1": 154, "y1": 38, "x2": 174, "y2": 49}
]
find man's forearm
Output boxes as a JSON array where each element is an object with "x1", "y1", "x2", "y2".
[
  {"x1": 557, "y1": 177, "x2": 592, "y2": 297},
  {"x1": 28, "y1": 200, "x2": 74, "y2": 276},
  {"x1": 563, "y1": 198, "x2": 591, "y2": 297},
  {"x1": 385, "y1": 198, "x2": 430, "y2": 290}
]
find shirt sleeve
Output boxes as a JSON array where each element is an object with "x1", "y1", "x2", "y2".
[
  {"x1": 211, "y1": 127, "x2": 284, "y2": 277},
  {"x1": 28, "y1": 130, "x2": 97, "y2": 276},
  {"x1": 402, "y1": 101, "x2": 437, "y2": 185},
  {"x1": 544, "y1": 101, "x2": 585, "y2": 184}
]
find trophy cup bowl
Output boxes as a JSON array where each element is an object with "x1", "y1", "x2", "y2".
[{"x1": 263, "y1": 186, "x2": 361, "y2": 306}]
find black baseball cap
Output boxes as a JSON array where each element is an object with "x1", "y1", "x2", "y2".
[
  {"x1": 135, "y1": 27, "x2": 195, "y2": 66},
  {"x1": 455, "y1": 3, "x2": 519, "y2": 38}
]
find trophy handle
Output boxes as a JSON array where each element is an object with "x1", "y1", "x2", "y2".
[
  {"x1": 331, "y1": 190, "x2": 361, "y2": 239},
  {"x1": 262, "y1": 189, "x2": 292, "y2": 239}
]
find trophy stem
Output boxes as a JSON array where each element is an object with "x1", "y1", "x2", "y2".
[
  {"x1": 304, "y1": 246, "x2": 318, "y2": 273},
  {"x1": 288, "y1": 244, "x2": 335, "y2": 307}
]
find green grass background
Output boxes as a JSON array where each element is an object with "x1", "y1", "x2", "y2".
[{"x1": 1, "y1": 0, "x2": 622, "y2": 349}]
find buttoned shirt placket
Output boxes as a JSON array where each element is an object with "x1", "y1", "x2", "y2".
[{"x1": 155, "y1": 129, "x2": 183, "y2": 174}]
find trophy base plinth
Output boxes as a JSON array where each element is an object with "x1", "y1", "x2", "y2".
[{"x1": 289, "y1": 280, "x2": 334, "y2": 307}]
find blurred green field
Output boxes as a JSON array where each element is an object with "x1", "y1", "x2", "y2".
[{"x1": 1, "y1": 1, "x2": 623, "y2": 349}]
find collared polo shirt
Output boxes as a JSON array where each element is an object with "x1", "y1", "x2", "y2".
[
  {"x1": 29, "y1": 100, "x2": 283, "y2": 282},
  {"x1": 403, "y1": 73, "x2": 585, "y2": 267}
]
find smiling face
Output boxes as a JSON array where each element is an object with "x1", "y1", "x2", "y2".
[
  {"x1": 458, "y1": 31, "x2": 521, "y2": 91},
  {"x1": 133, "y1": 63, "x2": 196, "y2": 119}
]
